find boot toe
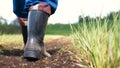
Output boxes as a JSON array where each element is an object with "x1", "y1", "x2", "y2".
[{"x1": 23, "y1": 50, "x2": 40, "y2": 61}]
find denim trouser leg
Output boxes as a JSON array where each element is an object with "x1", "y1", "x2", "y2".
[
  {"x1": 25, "y1": 0, "x2": 58, "y2": 14},
  {"x1": 13, "y1": 0, "x2": 28, "y2": 18},
  {"x1": 13, "y1": 0, "x2": 58, "y2": 17}
]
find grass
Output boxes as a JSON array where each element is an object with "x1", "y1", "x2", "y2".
[
  {"x1": 46, "y1": 24, "x2": 72, "y2": 36},
  {"x1": 0, "y1": 23, "x2": 72, "y2": 35},
  {"x1": 71, "y1": 14, "x2": 120, "y2": 68},
  {"x1": 0, "y1": 34, "x2": 23, "y2": 49},
  {"x1": 0, "y1": 34, "x2": 66, "y2": 48}
]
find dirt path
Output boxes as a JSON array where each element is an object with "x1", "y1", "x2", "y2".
[{"x1": 0, "y1": 35, "x2": 86, "y2": 68}]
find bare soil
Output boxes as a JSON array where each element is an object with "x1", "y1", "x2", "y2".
[{"x1": 0, "y1": 36, "x2": 87, "y2": 68}]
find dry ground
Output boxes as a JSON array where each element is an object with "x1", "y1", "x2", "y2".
[{"x1": 0, "y1": 35, "x2": 88, "y2": 68}]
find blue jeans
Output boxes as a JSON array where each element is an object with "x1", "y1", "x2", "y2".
[{"x1": 13, "y1": 0, "x2": 58, "y2": 18}]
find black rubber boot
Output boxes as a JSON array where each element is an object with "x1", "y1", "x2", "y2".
[
  {"x1": 21, "y1": 26, "x2": 28, "y2": 44},
  {"x1": 18, "y1": 18, "x2": 28, "y2": 45},
  {"x1": 23, "y1": 10, "x2": 51, "y2": 60}
]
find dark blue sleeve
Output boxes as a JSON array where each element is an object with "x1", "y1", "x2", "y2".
[{"x1": 13, "y1": 0, "x2": 28, "y2": 18}]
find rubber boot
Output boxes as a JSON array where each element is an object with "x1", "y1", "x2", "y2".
[
  {"x1": 18, "y1": 18, "x2": 28, "y2": 45},
  {"x1": 21, "y1": 26, "x2": 27, "y2": 44},
  {"x1": 23, "y1": 10, "x2": 51, "y2": 59}
]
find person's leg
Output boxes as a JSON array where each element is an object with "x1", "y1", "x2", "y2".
[
  {"x1": 13, "y1": 0, "x2": 28, "y2": 18},
  {"x1": 13, "y1": 0, "x2": 28, "y2": 45},
  {"x1": 18, "y1": 18, "x2": 28, "y2": 45},
  {"x1": 23, "y1": 3, "x2": 52, "y2": 59}
]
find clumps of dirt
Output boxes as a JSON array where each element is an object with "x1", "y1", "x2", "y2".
[{"x1": 0, "y1": 36, "x2": 88, "y2": 68}]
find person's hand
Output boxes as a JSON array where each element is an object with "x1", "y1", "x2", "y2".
[{"x1": 18, "y1": 18, "x2": 27, "y2": 26}]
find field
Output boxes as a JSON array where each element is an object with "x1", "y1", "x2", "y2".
[
  {"x1": 0, "y1": 34, "x2": 88, "y2": 68},
  {"x1": 0, "y1": 15, "x2": 120, "y2": 68},
  {"x1": 0, "y1": 24, "x2": 89, "y2": 68}
]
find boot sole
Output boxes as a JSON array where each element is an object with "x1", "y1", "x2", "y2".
[{"x1": 23, "y1": 50, "x2": 40, "y2": 60}]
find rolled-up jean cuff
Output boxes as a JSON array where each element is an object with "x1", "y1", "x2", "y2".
[
  {"x1": 24, "y1": 0, "x2": 58, "y2": 15},
  {"x1": 29, "y1": 2, "x2": 51, "y2": 15}
]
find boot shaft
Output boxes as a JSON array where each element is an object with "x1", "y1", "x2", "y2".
[
  {"x1": 24, "y1": 10, "x2": 51, "y2": 59},
  {"x1": 27, "y1": 10, "x2": 49, "y2": 39},
  {"x1": 21, "y1": 26, "x2": 28, "y2": 44}
]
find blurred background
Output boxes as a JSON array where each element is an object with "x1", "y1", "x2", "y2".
[
  {"x1": 0, "y1": 0, "x2": 120, "y2": 34},
  {"x1": 0, "y1": 0, "x2": 120, "y2": 24}
]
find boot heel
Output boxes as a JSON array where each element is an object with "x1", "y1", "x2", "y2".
[{"x1": 23, "y1": 50, "x2": 40, "y2": 60}]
